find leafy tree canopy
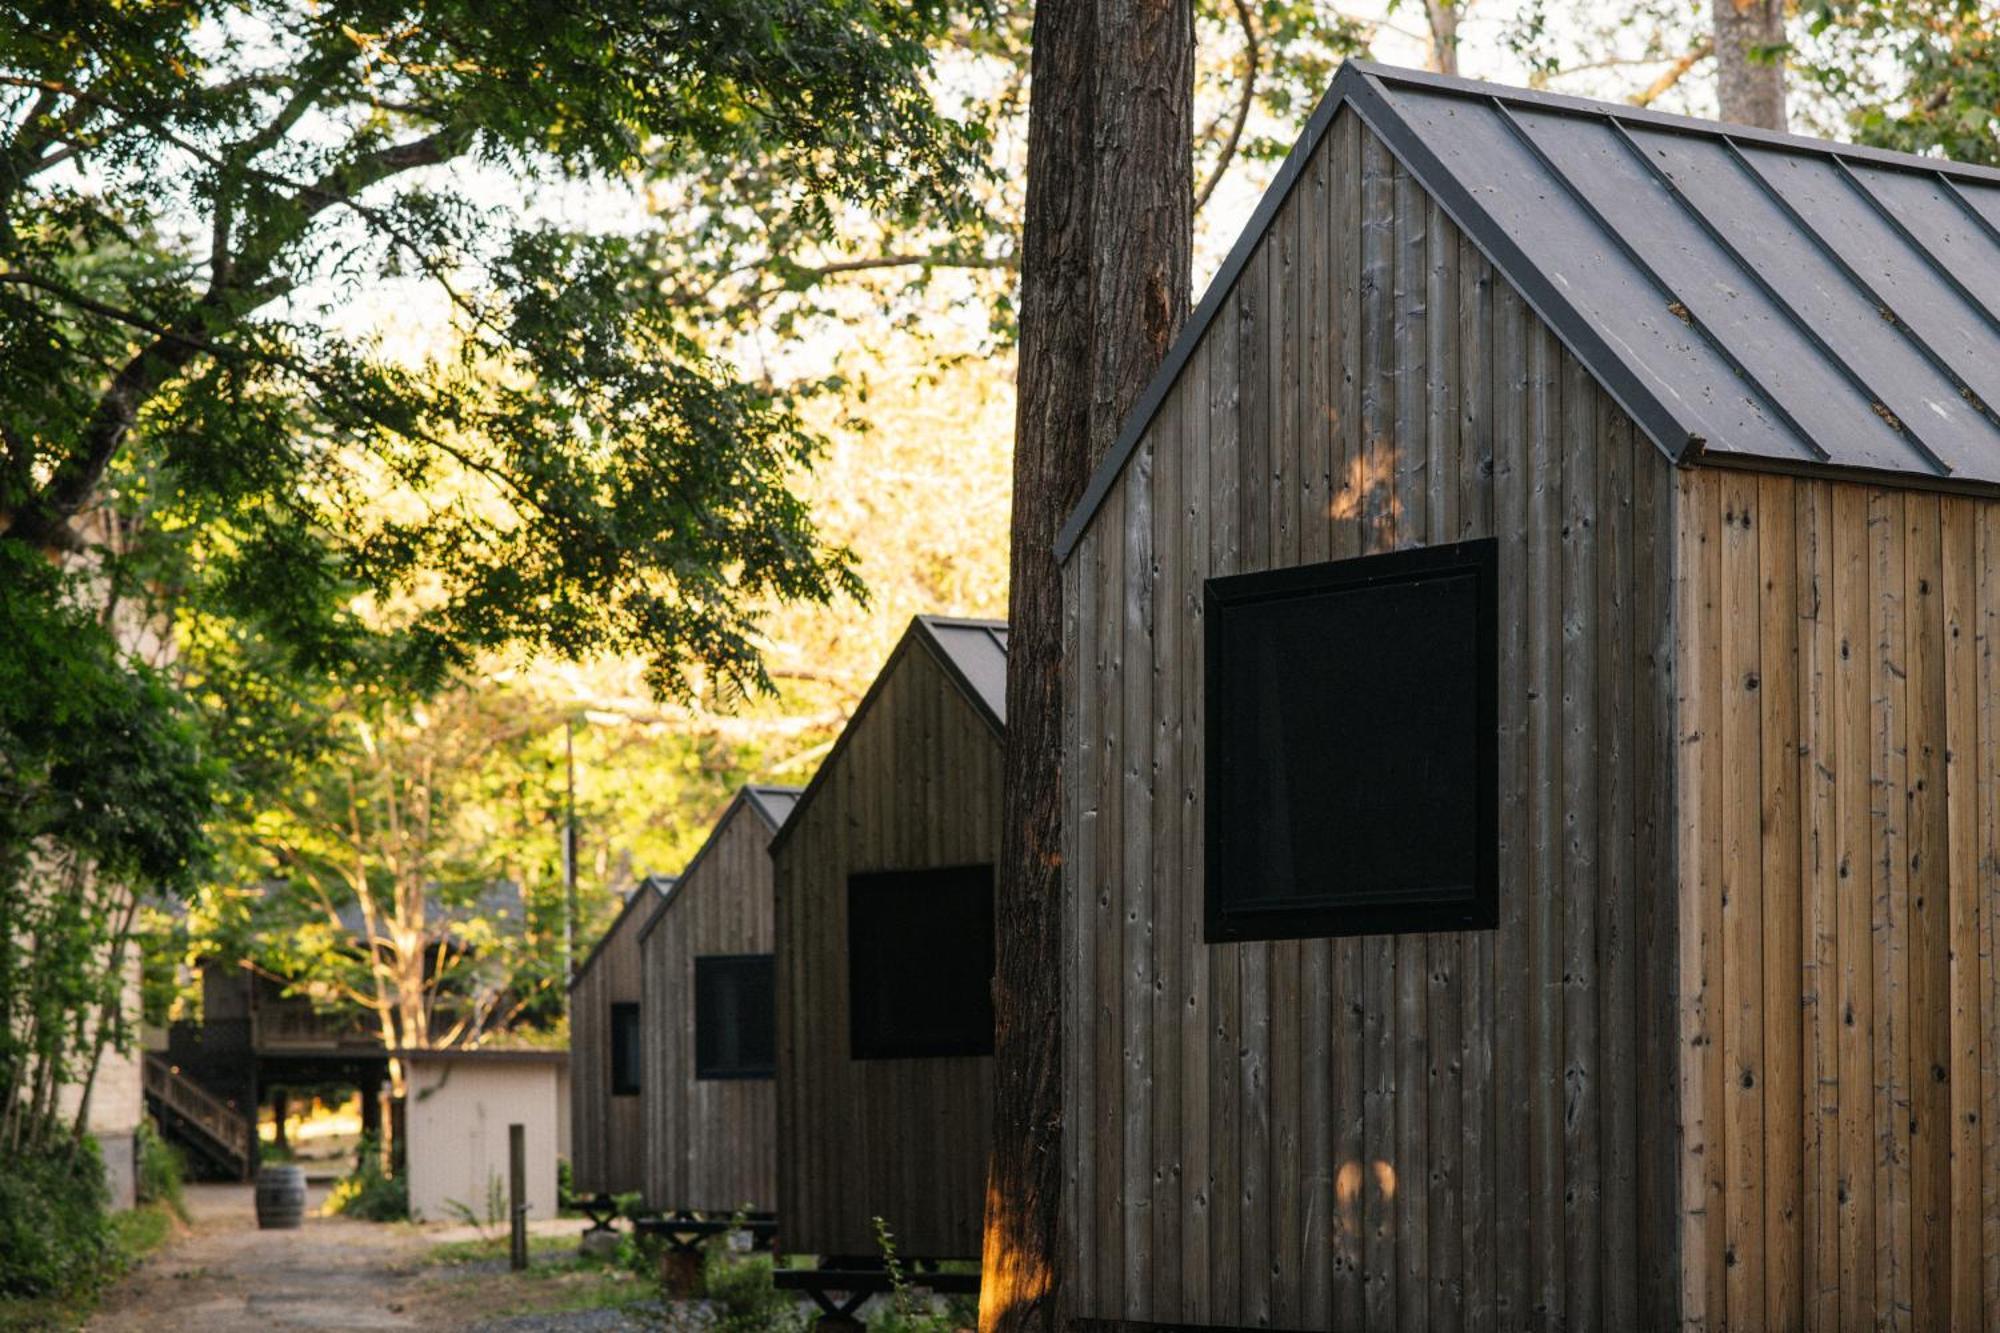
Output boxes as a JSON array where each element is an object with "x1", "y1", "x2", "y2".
[
  {"x1": 1798, "y1": 0, "x2": 1998, "y2": 164},
  {"x1": 1, "y1": 0, "x2": 997, "y2": 694}
]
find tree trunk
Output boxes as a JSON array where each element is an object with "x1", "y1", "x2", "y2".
[
  {"x1": 1426, "y1": 1, "x2": 1461, "y2": 76},
  {"x1": 1714, "y1": 0, "x2": 1788, "y2": 130},
  {"x1": 979, "y1": 1, "x2": 1191, "y2": 1328}
]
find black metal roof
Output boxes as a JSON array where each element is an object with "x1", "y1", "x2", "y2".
[
  {"x1": 1056, "y1": 60, "x2": 2000, "y2": 562},
  {"x1": 764, "y1": 615, "x2": 1009, "y2": 857}
]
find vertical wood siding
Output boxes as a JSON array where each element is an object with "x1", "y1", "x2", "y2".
[
  {"x1": 569, "y1": 896, "x2": 650, "y2": 1196},
  {"x1": 773, "y1": 640, "x2": 1002, "y2": 1259},
  {"x1": 637, "y1": 799, "x2": 779, "y2": 1214},
  {"x1": 1060, "y1": 109, "x2": 1682, "y2": 1329},
  {"x1": 1675, "y1": 470, "x2": 2000, "y2": 1331}
]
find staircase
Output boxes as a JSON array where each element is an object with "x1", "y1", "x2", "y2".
[{"x1": 143, "y1": 1053, "x2": 253, "y2": 1180}]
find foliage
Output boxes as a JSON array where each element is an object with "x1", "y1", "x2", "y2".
[
  {"x1": 0, "y1": 1, "x2": 1012, "y2": 698},
  {"x1": 0, "y1": 541, "x2": 214, "y2": 1157},
  {"x1": 135, "y1": 1118, "x2": 188, "y2": 1221},
  {"x1": 702, "y1": 1251, "x2": 809, "y2": 1330},
  {"x1": 191, "y1": 668, "x2": 606, "y2": 1049},
  {"x1": 0, "y1": 1134, "x2": 110, "y2": 1300},
  {"x1": 324, "y1": 1135, "x2": 407, "y2": 1221},
  {"x1": 1796, "y1": 0, "x2": 1999, "y2": 164}
]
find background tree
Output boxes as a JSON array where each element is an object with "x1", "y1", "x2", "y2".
[
  {"x1": 980, "y1": 0, "x2": 1195, "y2": 1325},
  {"x1": 0, "y1": 543, "x2": 211, "y2": 1156},
  {"x1": 1797, "y1": 0, "x2": 1997, "y2": 162},
  {"x1": 195, "y1": 679, "x2": 584, "y2": 1078},
  {"x1": 1715, "y1": 0, "x2": 1789, "y2": 127},
  {"x1": 0, "y1": 0, "x2": 1004, "y2": 694}
]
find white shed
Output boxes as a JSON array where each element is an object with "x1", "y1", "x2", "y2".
[{"x1": 401, "y1": 1049, "x2": 569, "y2": 1225}]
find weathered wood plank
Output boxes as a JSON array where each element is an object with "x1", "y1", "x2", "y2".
[
  {"x1": 1206, "y1": 289, "x2": 1243, "y2": 1322},
  {"x1": 1149, "y1": 384, "x2": 1185, "y2": 1320},
  {"x1": 1327, "y1": 107, "x2": 1366, "y2": 1333},
  {"x1": 1938, "y1": 496, "x2": 1982, "y2": 1332},
  {"x1": 1758, "y1": 473, "x2": 1804, "y2": 1330},
  {"x1": 1356, "y1": 121, "x2": 1399, "y2": 1333},
  {"x1": 1095, "y1": 479, "x2": 1127, "y2": 1307},
  {"x1": 1489, "y1": 274, "x2": 1533, "y2": 1333},
  {"x1": 1526, "y1": 314, "x2": 1566, "y2": 1333},
  {"x1": 1598, "y1": 395, "x2": 1639, "y2": 1331},
  {"x1": 1904, "y1": 494, "x2": 1949, "y2": 1333},
  {"x1": 1797, "y1": 478, "x2": 1843, "y2": 1328},
  {"x1": 1179, "y1": 340, "x2": 1213, "y2": 1326},
  {"x1": 1457, "y1": 235, "x2": 1498, "y2": 1333},
  {"x1": 1832, "y1": 481, "x2": 1875, "y2": 1333},
  {"x1": 1869, "y1": 488, "x2": 1912, "y2": 1332},
  {"x1": 1121, "y1": 424, "x2": 1157, "y2": 1314},
  {"x1": 1977, "y1": 504, "x2": 2000, "y2": 1327},
  {"x1": 1677, "y1": 468, "x2": 1726, "y2": 1328},
  {"x1": 1559, "y1": 352, "x2": 1602, "y2": 1333},
  {"x1": 1297, "y1": 127, "x2": 1335, "y2": 1330}
]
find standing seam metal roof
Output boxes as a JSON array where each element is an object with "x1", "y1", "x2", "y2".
[{"x1": 1055, "y1": 60, "x2": 2000, "y2": 561}]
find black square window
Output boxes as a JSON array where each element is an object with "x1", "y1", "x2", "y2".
[
  {"x1": 847, "y1": 865, "x2": 995, "y2": 1060},
  {"x1": 694, "y1": 954, "x2": 776, "y2": 1080},
  {"x1": 609, "y1": 1002, "x2": 642, "y2": 1096},
  {"x1": 1204, "y1": 538, "x2": 1499, "y2": 942}
]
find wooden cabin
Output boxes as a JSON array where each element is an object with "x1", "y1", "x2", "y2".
[
  {"x1": 634, "y1": 785, "x2": 797, "y2": 1218},
  {"x1": 1056, "y1": 60, "x2": 2000, "y2": 1333},
  {"x1": 567, "y1": 875, "x2": 671, "y2": 1200},
  {"x1": 773, "y1": 615, "x2": 1007, "y2": 1263}
]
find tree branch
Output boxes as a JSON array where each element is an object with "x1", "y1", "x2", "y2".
[
  {"x1": 1631, "y1": 39, "x2": 1716, "y2": 107},
  {"x1": 1194, "y1": 0, "x2": 1258, "y2": 216}
]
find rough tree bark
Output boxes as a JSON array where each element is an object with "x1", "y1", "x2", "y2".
[
  {"x1": 979, "y1": 1, "x2": 1191, "y2": 1329},
  {"x1": 1714, "y1": 0, "x2": 1788, "y2": 130}
]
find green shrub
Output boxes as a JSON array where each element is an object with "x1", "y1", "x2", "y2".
[
  {"x1": 135, "y1": 1119, "x2": 187, "y2": 1221},
  {"x1": 702, "y1": 1251, "x2": 807, "y2": 1329},
  {"x1": 324, "y1": 1136, "x2": 407, "y2": 1222},
  {"x1": 0, "y1": 1137, "x2": 112, "y2": 1299}
]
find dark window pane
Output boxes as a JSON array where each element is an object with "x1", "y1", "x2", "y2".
[
  {"x1": 694, "y1": 954, "x2": 776, "y2": 1080},
  {"x1": 847, "y1": 865, "x2": 995, "y2": 1060},
  {"x1": 1205, "y1": 539, "x2": 1499, "y2": 941},
  {"x1": 610, "y1": 1002, "x2": 641, "y2": 1096}
]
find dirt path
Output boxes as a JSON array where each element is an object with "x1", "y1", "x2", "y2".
[{"x1": 89, "y1": 1184, "x2": 608, "y2": 1333}]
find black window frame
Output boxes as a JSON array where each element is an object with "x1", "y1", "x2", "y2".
[
  {"x1": 1203, "y1": 537, "x2": 1500, "y2": 943},
  {"x1": 692, "y1": 953, "x2": 776, "y2": 1081},
  {"x1": 846, "y1": 863, "x2": 996, "y2": 1061},
  {"x1": 608, "y1": 1001, "x2": 642, "y2": 1097}
]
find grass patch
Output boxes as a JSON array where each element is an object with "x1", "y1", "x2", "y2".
[{"x1": 418, "y1": 1231, "x2": 579, "y2": 1269}]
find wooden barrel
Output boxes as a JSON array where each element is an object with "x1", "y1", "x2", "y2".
[{"x1": 254, "y1": 1163, "x2": 307, "y2": 1229}]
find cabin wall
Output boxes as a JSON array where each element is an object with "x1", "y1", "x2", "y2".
[
  {"x1": 1059, "y1": 108, "x2": 1681, "y2": 1329},
  {"x1": 639, "y1": 806, "x2": 778, "y2": 1214},
  {"x1": 1674, "y1": 469, "x2": 2000, "y2": 1331},
  {"x1": 569, "y1": 905, "x2": 646, "y2": 1196},
  {"x1": 774, "y1": 642, "x2": 1002, "y2": 1259}
]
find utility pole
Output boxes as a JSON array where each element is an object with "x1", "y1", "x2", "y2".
[{"x1": 562, "y1": 716, "x2": 579, "y2": 1005}]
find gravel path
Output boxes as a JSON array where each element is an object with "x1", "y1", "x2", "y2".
[{"x1": 88, "y1": 1184, "x2": 619, "y2": 1333}]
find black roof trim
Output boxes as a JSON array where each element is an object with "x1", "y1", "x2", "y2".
[{"x1": 765, "y1": 615, "x2": 1008, "y2": 859}]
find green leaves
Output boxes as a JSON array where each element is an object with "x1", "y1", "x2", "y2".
[
  {"x1": 2, "y1": 0, "x2": 986, "y2": 695},
  {"x1": 1797, "y1": 1, "x2": 1998, "y2": 165}
]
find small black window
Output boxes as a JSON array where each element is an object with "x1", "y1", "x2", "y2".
[
  {"x1": 694, "y1": 954, "x2": 776, "y2": 1080},
  {"x1": 609, "y1": 1002, "x2": 642, "y2": 1096},
  {"x1": 847, "y1": 865, "x2": 995, "y2": 1060},
  {"x1": 1205, "y1": 539, "x2": 1499, "y2": 942}
]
